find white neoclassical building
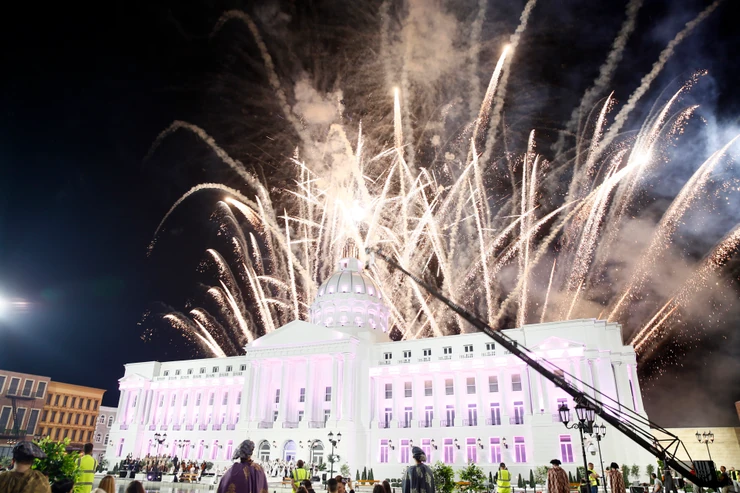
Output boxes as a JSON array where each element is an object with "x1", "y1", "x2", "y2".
[{"x1": 107, "y1": 256, "x2": 653, "y2": 478}]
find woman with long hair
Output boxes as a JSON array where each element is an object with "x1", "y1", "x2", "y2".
[
  {"x1": 125, "y1": 481, "x2": 145, "y2": 493},
  {"x1": 93, "y1": 475, "x2": 115, "y2": 493}
]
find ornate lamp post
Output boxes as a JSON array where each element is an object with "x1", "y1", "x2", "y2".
[
  {"x1": 590, "y1": 423, "x2": 608, "y2": 493},
  {"x1": 327, "y1": 431, "x2": 342, "y2": 480},
  {"x1": 153, "y1": 432, "x2": 167, "y2": 454},
  {"x1": 559, "y1": 403, "x2": 596, "y2": 491},
  {"x1": 695, "y1": 431, "x2": 714, "y2": 461}
]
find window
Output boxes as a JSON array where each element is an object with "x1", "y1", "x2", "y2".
[
  {"x1": 209, "y1": 393, "x2": 215, "y2": 406},
  {"x1": 424, "y1": 380, "x2": 433, "y2": 397},
  {"x1": 175, "y1": 369, "x2": 181, "y2": 376},
  {"x1": 95, "y1": 433, "x2": 102, "y2": 443},
  {"x1": 466, "y1": 438, "x2": 477, "y2": 463},
  {"x1": 54, "y1": 428, "x2": 61, "y2": 440},
  {"x1": 226, "y1": 365, "x2": 232, "y2": 372},
  {"x1": 66, "y1": 413, "x2": 72, "y2": 424},
  {"x1": 0, "y1": 376, "x2": 5, "y2": 394},
  {"x1": 78, "y1": 398, "x2": 83, "y2": 409},
  {"x1": 15, "y1": 408, "x2": 27, "y2": 430},
  {"x1": 7, "y1": 377, "x2": 20, "y2": 395},
  {"x1": 403, "y1": 350, "x2": 411, "y2": 359},
  {"x1": 42, "y1": 410, "x2": 48, "y2": 422},
  {"x1": 63, "y1": 429, "x2": 68, "y2": 439},
  {"x1": 489, "y1": 376, "x2": 499, "y2": 392},
  {"x1": 172, "y1": 394, "x2": 177, "y2": 406},
  {"x1": 54, "y1": 395, "x2": 60, "y2": 406},
  {"x1": 159, "y1": 395, "x2": 165, "y2": 408},
  {"x1": 212, "y1": 367, "x2": 219, "y2": 373},
  {"x1": 384, "y1": 407, "x2": 393, "y2": 425},
  {"x1": 423, "y1": 348, "x2": 431, "y2": 357},
  {"x1": 514, "y1": 436, "x2": 526, "y2": 463},
  {"x1": 63, "y1": 396, "x2": 68, "y2": 407},
  {"x1": 71, "y1": 430, "x2": 77, "y2": 442},
  {"x1": 559, "y1": 435, "x2": 574, "y2": 463},
  {"x1": 464, "y1": 344, "x2": 473, "y2": 353},
  {"x1": 237, "y1": 392, "x2": 242, "y2": 404},
  {"x1": 82, "y1": 415, "x2": 88, "y2": 426},
  {"x1": 184, "y1": 394, "x2": 189, "y2": 406},
  {"x1": 404, "y1": 382, "x2": 412, "y2": 398},
  {"x1": 489, "y1": 438, "x2": 502, "y2": 463},
  {"x1": 298, "y1": 410, "x2": 304, "y2": 422},
  {"x1": 299, "y1": 388, "x2": 305, "y2": 402},
  {"x1": 273, "y1": 411, "x2": 279, "y2": 422},
  {"x1": 384, "y1": 352, "x2": 392, "y2": 360},
  {"x1": 222, "y1": 393, "x2": 229, "y2": 405},
  {"x1": 424, "y1": 406, "x2": 434, "y2": 427},
  {"x1": 74, "y1": 414, "x2": 80, "y2": 425},
  {"x1": 443, "y1": 347, "x2": 452, "y2": 355},
  {"x1": 400, "y1": 439, "x2": 410, "y2": 463},
  {"x1": 489, "y1": 403, "x2": 501, "y2": 425},
  {"x1": 323, "y1": 409, "x2": 330, "y2": 423},
  {"x1": 240, "y1": 364, "x2": 247, "y2": 371},
  {"x1": 513, "y1": 401, "x2": 525, "y2": 425},
  {"x1": 104, "y1": 434, "x2": 109, "y2": 445},
  {"x1": 467, "y1": 377, "x2": 476, "y2": 394},
  {"x1": 87, "y1": 399, "x2": 92, "y2": 410},
  {"x1": 467, "y1": 404, "x2": 478, "y2": 426},
  {"x1": 188, "y1": 369, "x2": 193, "y2": 375},
  {"x1": 385, "y1": 383, "x2": 393, "y2": 399},
  {"x1": 445, "y1": 405, "x2": 455, "y2": 426},
  {"x1": 422, "y1": 438, "x2": 432, "y2": 460},
  {"x1": 403, "y1": 407, "x2": 413, "y2": 427},
  {"x1": 51, "y1": 411, "x2": 57, "y2": 422},
  {"x1": 163, "y1": 370, "x2": 170, "y2": 376},
  {"x1": 200, "y1": 368, "x2": 206, "y2": 374},
  {"x1": 485, "y1": 342, "x2": 495, "y2": 351},
  {"x1": 325, "y1": 387, "x2": 332, "y2": 402},
  {"x1": 380, "y1": 440, "x2": 389, "y2": 463},
  {"x1": 99, "y1": 415, "x2": 105, "y2": 424},
  {"x1": 71, "y1": 398, "x2": 77, "y2": 408},
  {"x1": 445, "y1": 379, "x2": 454, "y2": 395},
  {"x1": 196, "y1": 393, "x2": 201, "y2": 406},
  {"x1": 512, "y1": 373, "x2": 522, "y2": 391},
  {"x1": 21, "y1": 380, "x2": 34, "y2": 397},
  {"x1": 443, "y1": 438, "x2": 454, "y2": 464}
]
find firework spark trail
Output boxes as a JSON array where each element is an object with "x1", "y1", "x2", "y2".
[
  {"x1": 597, "y1": 0, "x2": 723, "y2": 156},
  {"x1": 609, "y1": 134, "x2": 740, "y2": 320},
  {"x1": 470, "y1": 179, "x2": 493, "y2": 323},
  {"x1": 481, "y1": 0, "x2": 538, "y2": 166},
  {"x1": 164, "y1": 313, "x2": 224, "y2": 357},
  {"x1": 558, "y1": 0, "x2": 643, "y2": 154},
  {"x1": 518, "y1": 131, "x2": 537, "y2": 327},
  {"x1": 190, "y1": 309, "x2": 231, "y2": 357},
  {"x1": 467, "y1": 0, "x2": 489, "y2": 120},
  {"x1": 540, "y1": 258, "x2": 557, "y2": 323},
  {"x1": 630, "y1": 298, "x2": 675, "y2": 347}
]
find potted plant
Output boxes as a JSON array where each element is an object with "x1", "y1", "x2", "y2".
[
  {"x1": 32, "y1": 437, "x2": 80, "y2": 487},
  {"x1": 432, "y1": 461, "x2": 455, "y2": 493},
  {"x1": 459, "y1": 463, "x2": 486, "y2": 492}
]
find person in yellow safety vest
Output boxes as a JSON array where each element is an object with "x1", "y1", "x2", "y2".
[
  {"x1": 292, "y1": 460, "x2": 310, "y2": 491},
  {"x1": 588, "y1": 463, "x2": 601, "y2": 493},
  {"x1": 497, "y1": 463, "x2": 512, "y2": 493},
  {"x1": 76, "y1": 443, "x2": 98, "y2": 493}
]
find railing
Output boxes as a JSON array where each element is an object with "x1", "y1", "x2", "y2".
[
  {"x1": 172, "y1": 425, "x2": 181, "y2": 431},
  {"x1": 160, "y1": 425, "x2": 168, "y2": 430},
  {"x1": 418, "y1": 420, "x2": 432, "y2": 428},
  {"x1": 185, "y1": 424, "x2": 194, "y2": 431},
  {"x1": 212, "y1": 424, "x2": 222, "y2": 431},
  {"x1": 282, "y1": 422, "x2": 299, "y2": 429},
  {"x1": 120, "y1": 424, "x2": 129, "y2": 430},
  {"x1": 234, "y1": 371, "x2": 243, "y2": 376},
  {"x1": 440, "y1": 419, "x2": 454, "y2": 427},
  {"x1": 199, "y1": 424, "x2": 208, "y2": 430},
  {"x1": 378, "y1": 360, "x2": 391, "y2": 365},
  {"x1": 482, "y1": 350, "x2": 495, "y2": 357},
  {"x1": 459, "y1": 353, "x2": 474, "y2": 359},
  {"x1": 509, "y1": 416, "x2": 524, "y2": 425},
  {"x1": 418, "y1": 357, "x2": 431, "y2": 362},
  {"x1": 219, "y1": 372, "x2": 230, "y2": 377},
  {"x1": 308, "y1": 421, "x2": 325, "y2": 429},
  {"x1": 438, "y1": 355, "x2": 452, "y2": 360},
  {"x1": 226, "y1": 424, "x2": 236, "y2": 430},
  {"x1": 399, "y1": 421, "x2": 411, "y2": 428},
  {"x1": 148, "y1": 425, "x2": 156, "y2": 431},
  {"x1": 462, "y1": 419, "x2": 478, "y2": 426},
  {"x1": 485, "y1": 418, "x2": 501, "y2": 426},
  {"x1": 397, "y1": 358, "x2": 410, "y2": 364},
  {"x1": 258, "y1": 422, "x2": 274, "y2": 429},
  {"x1": 377, "y1": 421, "x2": 390, "y2": 429}
]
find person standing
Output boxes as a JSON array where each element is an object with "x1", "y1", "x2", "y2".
[
  {"x1": 588, "y1": 463, "x2": 600, "y2": 493},
  {"x1": 547, "y1": 460, "x2": 570, "y2": 493},
  {"x1": 293, "y1": 460, "x2": 310, "y2": 491},
  {"x1": 651, "y1": 473, "x2": 663, "y2": 493},
  {"x1": 729, "y1": 467, "x2": 739, "y2": 492},
  {"x1": 606, "y1": 463, "x2": 626, "y2": 493},
  {"x1": 76, "y1": 443, "x2": 98, "y2": 493},
  {"x1": 496, "y1": 463, "x2": 511, "y2": 493},
  {"x1": 0, "y1": 441, "x2": 51, "y2": 493},
  {"x1": 402, "y1": 447, "x2": 435, "y2": 493},
  {"x1": 718, "y1": 467, "x2": 732, "y2": 493},
  {"x1": 217, "y1": 440, "x2": 269, "y2": 493}
]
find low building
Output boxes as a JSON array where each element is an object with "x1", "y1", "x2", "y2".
[
  {"x1": 0, "y1": 370, "x2": 49, "y2": 458},
  {"x1": 652, "y1": 427, "x2": 740, "y2": 470},
  {"x1": 93, "y1": 406, "x2": 117, "y2": 461},
  {"x1": 40, "y1": 381, "x2": 106, "y2": 451},
  {"x1": 106, "y1": 256, "x2": 655, "y2": 479}
]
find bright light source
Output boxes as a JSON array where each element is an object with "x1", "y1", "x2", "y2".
[
  {"x1": 0, "y1": 297, "x2": 7, "y2": 316},
  {"x1": 350, "y1": 200, "x2": 367, "y2": 223}
]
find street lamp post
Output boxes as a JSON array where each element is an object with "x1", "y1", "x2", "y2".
[
  {"x1": 695, "y1": 431, "x2": 714, "y2": 461},
  {"x1": 154, "y1": 432, "x2": 167, "y2": 455},
  {"x1": 559, "y1": 403, "x2": 596, "y2": 493},
  {"x1": 327, "y1": 431, "x2": 342, "y2": 482},
  {"x1": 590, "y1": 423, "x2": 608, "y2": 493}
]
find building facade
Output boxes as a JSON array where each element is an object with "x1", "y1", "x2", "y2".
[
  {"x1": 40, "y1": 382, "x2": 106, "y2": 451},
  {"x1": 0, "y1": 370, "x2": 49, "y2": 458},
  {"x1": 93, "y1": 406, "x2": 117, "y2": 460},
  {"x1": 107, "y1": 257, "x2": 654, "y2": 479}
]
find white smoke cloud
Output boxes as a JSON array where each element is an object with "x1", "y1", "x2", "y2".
[{"x1": 292, "y1": 76, "x2": 343, "y2": 125}]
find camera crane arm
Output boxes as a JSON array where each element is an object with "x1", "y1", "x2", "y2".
[{"x1": 366, "y1": 246, "x2": 716, "y2": 488}]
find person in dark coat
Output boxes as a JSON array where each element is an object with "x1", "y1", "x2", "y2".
[
  {"x1": 216, "y1": 440, "x2": 269, "y2": 493},
  {"x1": 402, "y1": 447, "x2": 435, "y2": 493}
]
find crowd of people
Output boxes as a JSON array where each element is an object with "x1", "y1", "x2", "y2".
[{"x1": 117, "y1": 452, "x2": 224, "y2": 478}]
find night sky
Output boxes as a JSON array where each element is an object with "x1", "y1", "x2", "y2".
[{"x1": 1, "y1": 0, "x2": 738, "y2": 427}]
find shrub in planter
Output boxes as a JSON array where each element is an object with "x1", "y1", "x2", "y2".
[
  {"x1": 432, "y1": 461, "x2": 455, "y2": 493},
  {"x1": 458, "y1": 463, "x2": 486, "y2": 492},
  {"x1": 32, "y1": 437, "x2": 80, "y2": 488}
]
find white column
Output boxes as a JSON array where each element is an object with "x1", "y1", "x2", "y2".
[
  {"x1": 413, "y1": 373, "x2": 423, "y2": 428},
  {"x1": 627, "y1": 364, "x2": 645, "y2": 414},
  {"x1": 341, "y1": 353, "x2": 354, "y2": 421},
  {"x1": 454, "y1": 370, "x2": 465, "y2": 426},
  {"x1": 391, "y1": 375, "x2": 401, "y2": 427},
  {"x1": 612, "y1": 360, "x2": 633, "y2": 411},
  {"x1": 238, "y1": 363, "x2": 253, "y2": 426},
  {"x1": 579, "y1": 358, "x2": 594, "y2": 398},
  {"x1": 116, "y1": 390, "x2": 126, "y2": 423},
  {"x1": 301, "y1": 357, "x2": 316, "y2": 428},
  {"x1": 330, "y1": 356, "x2": 340, "y2": 421},
  {"x1": 433, "y1": 372, "x2": 443, "y2": 426},
  {"x1": 522, "y1": 367, "x2": 533, "y2": 416},
  {"x1": 476, "y1": 369, "x2": 486, "y2": 425},
  {"x1": 499, "y1": 370, "x2": 510, "y2": 421},
  {"x1": 249, "y1": 363, "x2": 262, "y2": 424},
  {"x1": 540, "y1": 374, "x2": 551, "y2": 414},
  {"x1": 278, "y1": 360, "x2": 290, "y2": 422}
]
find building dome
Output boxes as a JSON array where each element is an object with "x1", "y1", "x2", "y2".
[{"x1": 310, "y1": 257, "x2": 390, "y2": 335}]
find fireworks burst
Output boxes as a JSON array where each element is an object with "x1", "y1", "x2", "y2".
[{"x1": 145, "y1": 1, "x2": 738, "y2": 366}]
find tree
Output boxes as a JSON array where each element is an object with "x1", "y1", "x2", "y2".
[
  {"x1": 646, "y1": 465, "x2": 655, "y2": 484},
  {"x1": 32, "y1": 437, "x2": 80, "y2": 487},
  {"x1": 341, "y1": 464, "x2": 351, "y2": 478},
  {"x1": 369, "y1": 469, "x2": 375, "y2": 481},
  {"x1": 357, "y1": 470, "x2": 360, "y2": 481},
  {"x1": 518, "y1": 474, "x2": 524, "y2": 488},
  {"x1": 363, "y1": 468, "x2": 368, "y2": 481},
  {"x1": 631, "y1": 465, "x2": 640, "y2": 483},
  {"x1": 534, "y1": 467, "x2": 548, "y2": 486},
  {"x1": 432, "y1": 461, "x2": 456, "y2": 493},
  {"x1": 459, "y1": 463, "x2": 486, "y2": 492},
  {"x1": 569, "y1": 472, "x2": 574, "y2": 484},
  {"x1": 97, "y1": 457, "x2": 109, "y2": 473},
  {"x1": 622, "y1": 467, "x2": 630, "y2": 488},
  {"x1": 530, "y1": 470, "x2": 536, "y2": 488}
]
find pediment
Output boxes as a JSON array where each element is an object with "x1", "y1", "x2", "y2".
[
  {"x1": 529, "y1": 336, "x2": 585, "y2": 358},
  {"x1": 247, "y1": 320, "x2": 352, "y2": 349},
  {"x1": 118, "y1": 373, "x2": 149, "y2": 383}
]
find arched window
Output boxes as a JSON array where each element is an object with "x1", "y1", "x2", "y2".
[
  {"x1": 95, "y1": 433, "x2": 102, "y2": 443},
  {"x1": 104, "y1": 434, "x2": 109, "y2": 445},
  {"x1": 99, "y1": 415, "x2": 105, "y2": 424},
  {"x1": 258, "y1": 440, "x2": 271, "y2": 462},
  {"x1": 107, "y1": 416, "x2": 113, "y2": 427}
]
